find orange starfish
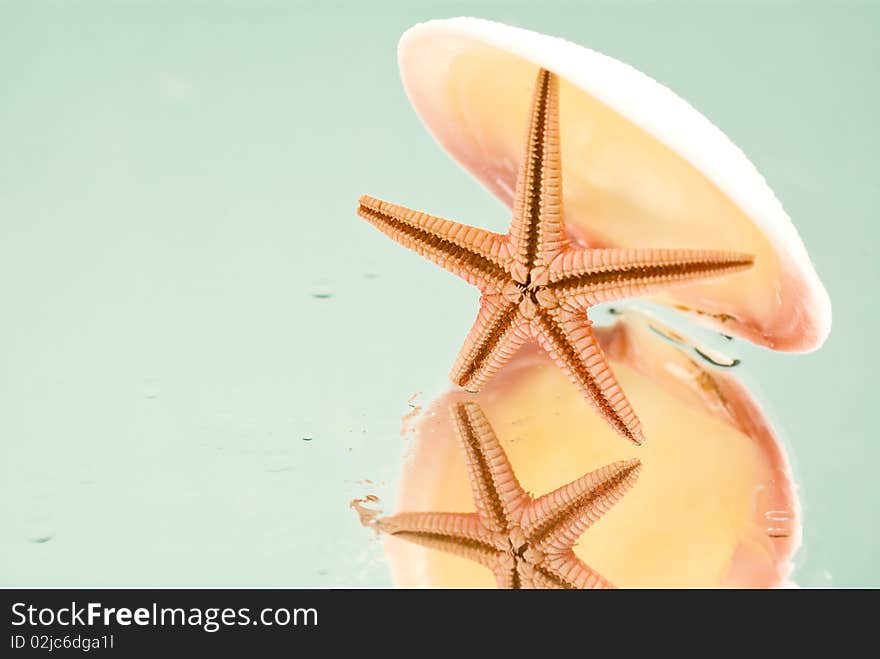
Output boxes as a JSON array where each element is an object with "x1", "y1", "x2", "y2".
[
  {"x1": 367, "y1": 402, "x2": 640, "y2": 589},
  {"x1": 358, "y1": 68, "x2": 754, "y2": 444}
]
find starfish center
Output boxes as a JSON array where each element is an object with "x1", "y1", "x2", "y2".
[
  {"x1": 500, "y1": 262, "x2": 560, "y2": 316},
  {"x1": 508, "y1": 536, "x2": 528, "y2": 558},
  {"x1": 505, "y1": 526, "x2": 543, "y2": 565},
  {"x1": 508, "y1": 279, "x2": 559, "y2": 319}
]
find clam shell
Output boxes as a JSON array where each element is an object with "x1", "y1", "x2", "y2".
[
  {"x1": 387, "y1": 311, "x2": 800, "y2": 588},
  {"x1": 398, "y1": 17, "x2": 831, "y2": 351}
]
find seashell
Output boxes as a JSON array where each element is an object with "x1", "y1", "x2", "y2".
[
  {"x1": 388, "y1": 310, "x2": 799, "y2": 588},
  {"x1": 398, "y1": 17, "x2": 830, "y2": 351}
]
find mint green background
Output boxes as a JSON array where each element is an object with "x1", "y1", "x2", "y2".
[{"x1": 1, "y1": 1, "x2": 876, "y2": 587}]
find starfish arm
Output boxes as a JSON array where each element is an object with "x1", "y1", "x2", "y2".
[
  {"x1": 524, "y1": 459, "x2": 641, "y2": 556},
  {"x1": 533, "y1": 309, "x2": 644, "y2": 444},
  {"x1": 492, "y1": 556, "x2": 522, "y2": 589},
  {"x1": 450, "y1": 296, "x2": 529, "y2": 392},
  {"x1": 376, "y1": 511, "x2": 500, "y2": 568},
  {"x1": 508, "y1": 68, "x2": 568, "y2": 281},
  {"x1": 357, "y1": 195, "x2": 511, "y2": 291},
  {"x1": 537, "y1": 552, "x2": 615, "y2": 589},
  {"x1": 547, "y1": 247, "x2": 755, "y2": 308},
  {"x1": 451, "y1": 403, "x2": 531, "y2": 534}
]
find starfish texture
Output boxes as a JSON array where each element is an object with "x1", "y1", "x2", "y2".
[
  {"x1": 358, "y1": 68, "x2": 754, "y2": 444},
  {"x1": 371, "y1": 402, "x2": 641, "y2": 589}
]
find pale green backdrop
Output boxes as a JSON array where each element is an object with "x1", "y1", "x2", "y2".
[{"x1": 1, "y1": 1, "x2": 876, "y2": 587}]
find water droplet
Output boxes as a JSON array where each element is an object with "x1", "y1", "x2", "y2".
[
  {"x1": 310, "y1": 277, "x2": 335, "y2": 299},
  {"x1": 29, "y1": 533, "x2": 54, "y2": 544},
  {"x1": 694, "y1": 347, "x2": 740, "y2": 369},
  {"x1": 649, "y1": 323, "x2": 688, "y2": 346},
  {"x1": 764, "y1": 509, "x2": 795, "y2": 538},
  {"x1": 641, "y1": 313, "x2": 740, "y2": 369}
]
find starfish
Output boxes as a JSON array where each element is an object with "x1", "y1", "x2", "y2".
[
  {"x1": 357, "y1": 68, "x2": 754, "y2": 444},
  {"x1": 368, "y1": 402, "x2": 641, "y2": 589}
]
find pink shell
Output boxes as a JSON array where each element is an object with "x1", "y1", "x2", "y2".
[{"x1": 397, "y1": 17, "x2": 831, "y2": 352}]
